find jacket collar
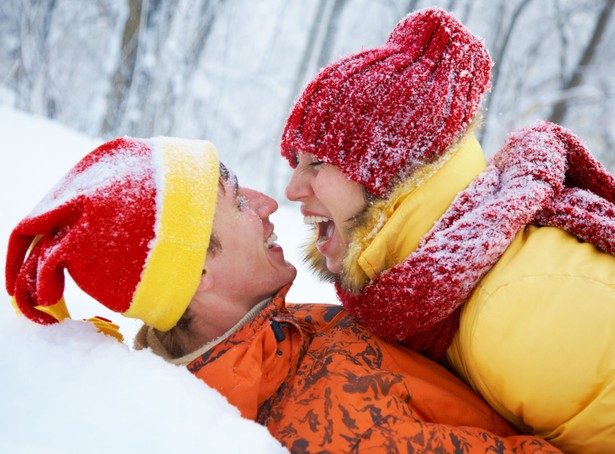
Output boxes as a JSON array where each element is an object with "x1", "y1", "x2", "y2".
[
  {"x1": 340, "y1": 131, "x2": 487, "y2": 292},
  {"x1": 141, "y1": 284, "x2": 292, "y2": 366},
  {"x1": 183, "y1": 284, "x2": 297, "y2": 420}
]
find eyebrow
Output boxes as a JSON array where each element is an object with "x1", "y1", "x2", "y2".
[
  {"x1": 224, "y1": 171, "x2": 242, "y2": 209},
  {"x1": 229, "y1": 172, "x2": 239, "y2": 200},
  {"x1": 218, "y1": 163, "x2": 239, "y2": 200}
]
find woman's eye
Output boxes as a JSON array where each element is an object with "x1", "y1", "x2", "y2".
[{"x1": 309, "y1": 160, "x2": 324, "y2": 167}]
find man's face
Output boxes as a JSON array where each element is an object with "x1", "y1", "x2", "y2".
[{"x1": 206, "y1": 170, "x2": 297, "y2": 310}]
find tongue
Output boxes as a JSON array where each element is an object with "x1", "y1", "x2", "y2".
[{"x1": 317, "y1": 221, "x2": 334, "y2": 244}]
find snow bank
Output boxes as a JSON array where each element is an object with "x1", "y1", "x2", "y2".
[{"x1": 0, "y1": 316, "x2": 285, "y2": 453}]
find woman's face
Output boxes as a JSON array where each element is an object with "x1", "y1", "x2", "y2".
[{"x1": 285, "y1": 153, "x2": 367, "y2": 275}]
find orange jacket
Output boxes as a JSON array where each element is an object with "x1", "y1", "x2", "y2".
[{"x1": 186, "y1": 285, "x2": 558, "y2": 453}]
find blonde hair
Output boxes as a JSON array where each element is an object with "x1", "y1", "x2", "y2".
[{"x1": 134, "y1": 311, "x2": 192, "y2": 358}]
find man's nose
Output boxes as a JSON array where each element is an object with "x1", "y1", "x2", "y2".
[{"x1": 243, "y1": 188, "x2": 278, "y2": 218}]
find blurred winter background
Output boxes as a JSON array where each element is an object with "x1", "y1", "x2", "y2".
[
  {"x1": 1, "y1": 0, "x2": 614, "y2": 452},
  {"x1": 1, "y1": 0, "x2": 614, "y2": 196}
]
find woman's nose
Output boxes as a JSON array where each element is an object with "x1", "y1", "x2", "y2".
[{"x1": 285, "y1": 167, "x2": 311, "y2": 202}]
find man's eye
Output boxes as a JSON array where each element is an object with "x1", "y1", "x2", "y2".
[{"x1": 236, "y1": 195, "x2": 248, "y2": 210}]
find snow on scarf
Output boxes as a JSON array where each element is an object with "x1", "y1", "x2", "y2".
[{"x1": 337, "y1": 121, "x2": 615, "y2": 359}]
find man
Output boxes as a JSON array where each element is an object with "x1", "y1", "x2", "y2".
[{"x1": 6, "y1": 137, "x2": 558, "y2": 452}]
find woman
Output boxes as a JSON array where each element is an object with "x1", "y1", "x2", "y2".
[{"x1": 282, "y1": 7, "x2": 615, "y2": 453}]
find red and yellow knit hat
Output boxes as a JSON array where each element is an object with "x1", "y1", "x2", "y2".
[
  {"x1": 5, "y1": 137, "x2": 219, "y2": 333},
  {"x1": 281, "y1": 7, "x2": 492, "y2": 197}
]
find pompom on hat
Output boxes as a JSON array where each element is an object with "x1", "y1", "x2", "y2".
[
  {"x1": 5, "y1": 137, "x2": 219, "y2": 334},
  {"x1": 281, "y1": 7, "x2": 493, "y2": 196}
]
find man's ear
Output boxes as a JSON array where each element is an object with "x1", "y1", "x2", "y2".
[{"x1": 197, "y1": 267, "x2": 215, "y2": 292}]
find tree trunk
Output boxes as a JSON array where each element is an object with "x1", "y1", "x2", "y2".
[
  {"x1": 480, "y1": 0, "x2": 534, "y2": 142},
  {"x1": 316, "y1": 0, "x2": 348, "y2": 69},
  {"x1": 101, "y1": 0, "x2": 143, "y2": 136},
  {"x1": 549, "y1": 0, "x2": 615, "y2": 124}
]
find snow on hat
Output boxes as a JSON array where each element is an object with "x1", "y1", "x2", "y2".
[
  {"x1": 281, "y1": 7, "x2": 492, "y2": 196},
  {"x1": 6, "y1": 137, "x2": 219, "y2": 332}
]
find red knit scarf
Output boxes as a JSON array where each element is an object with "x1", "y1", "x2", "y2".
[{"x1": 337, "y1": 121, "x2": 615, "y2": 359}]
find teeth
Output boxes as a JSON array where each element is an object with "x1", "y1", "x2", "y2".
[
  {"x1": 265, "y1": 232, "x2": 278, "y2": 248},
  {"x1": 303, "y1": 215, "x2": 330, "y2": 225}
]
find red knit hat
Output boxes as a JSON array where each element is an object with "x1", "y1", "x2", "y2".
[
  {"x1": 5, "y1": 137, "x2": 219, "y2": 332},
  {"x1": 281, "y1": 7, "x2": 492, "y2": 197}
]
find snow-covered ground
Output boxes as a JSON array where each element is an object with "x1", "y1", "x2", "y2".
[{"x1": 0, "y1": 107, "x2": 337, "y2": 453}]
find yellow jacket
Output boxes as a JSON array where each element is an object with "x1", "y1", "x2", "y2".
[{"x1": 343, "y1": 132, "x2": 615, "y2": 453}]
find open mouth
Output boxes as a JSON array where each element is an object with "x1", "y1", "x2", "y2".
[
  {"x1": 264, "y1": 232, "x2": 278, "y2": 248},
  {"x1": 304, "y1": 215, "x2": 334, "y2": 245}
]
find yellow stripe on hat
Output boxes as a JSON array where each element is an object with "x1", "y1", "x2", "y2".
[{"x1": 123, "y1": 138, "x2": 219, "y2": 331}]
